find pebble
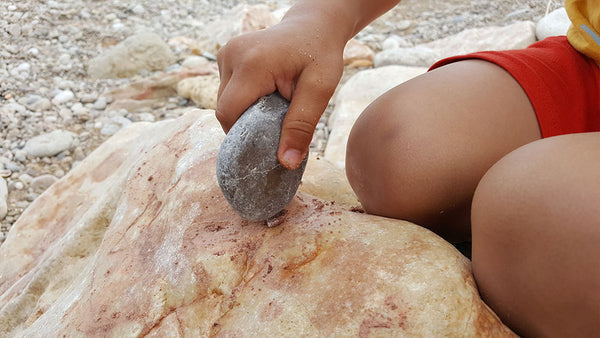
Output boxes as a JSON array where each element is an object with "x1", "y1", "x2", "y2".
[
  {"x1": 19, "y1": 174, "x2": 33, "y2": 185},
  {"x1": 131, "y1": 4, "x2": 145, "y2": 14},
  {"x1": 13, "y1": 181, "x2": 24, "y2": 191},
  {"x1": 31, "y1": 174, "x2": 58, "y2": 193},
  {"x1": 5, "y1": 162, "x2": 22, "y2": 172},
  {"x1": 14, "y1": 150, "x2": 27, "y2": 163},
  {"x1": 93, "y1": 97, "x2": 108, "y2": 110},
  {"x1": 29, "y1": 97, "x2": 52, "y2": 112},
  {"x1": 52, "y1": 90, "x2": 75, "y2": 105}
]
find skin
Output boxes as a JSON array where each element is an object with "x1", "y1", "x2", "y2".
[
  {"x1": 216, "y1": 0, "x2": 600, "y2": 336},
  {"x1": 217, "y1": 0, "x2": 401, "y2": 169}
]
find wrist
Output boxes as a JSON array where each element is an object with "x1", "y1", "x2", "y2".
[{"x1": 280, "y1": 1, "x2": 359, "y2": 48}]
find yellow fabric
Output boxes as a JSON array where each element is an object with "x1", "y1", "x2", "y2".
[{"x1": 566, "y1": 0, "x2": 600, "y2": 64}]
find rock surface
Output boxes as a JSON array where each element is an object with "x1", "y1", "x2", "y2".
[
  {"x1": 0, "y1": 109, "x2": 514, "y2": 336},
  {"x1": 177, "y1": 75, "x2": 220, "y2": 110},
  {"x1": 0, "y1": 0, "x2": 561, "y2": 248},
  {"x1": 88, "y1": 32, "x2": 176, "y2": 79},
  {"x1": 536, "y1": 7, "x2": 570, "y2": 40},
  {"x1": 217, "y1": 94, "x2": 308, "y2": 221},
  {"x1": 325, "y1": 66, "x2": 427, "y2": 168},
  {"x1": 375, "y1": 21, "x2": 537, "y2": 67}
]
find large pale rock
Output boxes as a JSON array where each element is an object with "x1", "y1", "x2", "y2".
[
  {"x1": 301, "y1": 154, "x2": 360, "y2": 208},
  {"x1": 536, "y1": 8, "x2": 570, "y2": 40},
  {"x1": 88, "y1": 32, "x2": 176, "y2": 78},
  {"x1": 107, "y1": 66, "x2": 216, "y2": 106},
  {"x1": 177, "y1": 74, "x2": 220, "y2": 110},
  {"x1": 200, "y1": 4, "x2": 279, "y2": 53},
  {"x1": 375, "y1": 21, "x2": 536, "y2": 68},
  {"x1": 0, "y1": 109, "x2": 514, "y2": 337},
  {"x1": 325, "y1": 65, "x2": 427, "y2": 168}
]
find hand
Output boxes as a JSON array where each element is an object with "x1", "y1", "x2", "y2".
[{"x1": 216, "y1": 14, "x2": 346, "y2": 169}]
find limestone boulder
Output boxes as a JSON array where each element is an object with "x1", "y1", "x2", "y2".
[
  {"x1": 88, "y1": 32, "x2": 176, "y2": 79},
  {"x1": 199, "y1": 4, "x2": 280, "y2": 54},
  {"x1": 375, "y1": 21, "x2": 536, "y2": 68},
  {"x1": 325, "y1": 65, "x2": 427, "y2": 168},
  {"x1": 177, "y1": 75, "x2": 220, "y2": 110},
  {"x1": 0, "y1": 109, "x2": 514, "y2": 337},
  {"x1": 536, "y1": 8, "x2": 570, "y2": 40}
]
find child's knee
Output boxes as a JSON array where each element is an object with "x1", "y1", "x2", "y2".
[
  {"x1": 344, "y1": 87, "x2": 471, "y2": 240},
  {"x1": 345, "y1": 90, "x2": 425, "y2": 219}
]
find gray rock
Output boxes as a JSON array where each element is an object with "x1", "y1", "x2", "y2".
[
  {"x1": 216, "y1": 93, "x2": 308, "y2": 222},
  {"x1": 24, "y1": 130, "x2": 79, "y2": 157}
]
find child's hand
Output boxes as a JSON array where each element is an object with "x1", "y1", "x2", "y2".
[{"x1": 216, "y1": 14, "x2": 347, "y2": 169}]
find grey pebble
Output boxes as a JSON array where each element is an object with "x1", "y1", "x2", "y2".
[
  {"x1": 216, "y1": 93, "x2": 308, "y2": 222},
  {"x1": 93, "y1": 97, "x2": 107, "y2": 110},
  {"x1": 31, "y1": 174, "x2": 58, "y2": 193}
]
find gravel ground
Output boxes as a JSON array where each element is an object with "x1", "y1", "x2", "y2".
[{"x1": 0, "y1": 0, "x2": 561, "y2": 243}]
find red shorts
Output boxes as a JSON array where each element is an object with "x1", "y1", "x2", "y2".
[{"x1": 429, "y1": 36, "x2": 600, "y2": 138}]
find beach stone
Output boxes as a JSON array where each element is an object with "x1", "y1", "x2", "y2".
[
  {"x1": 0, "y1": 177, "x2": 7, "y2": 220},
  {"x1": 31, "y1": 174, "x2": 59, "y2": 193},
  {"x1": 217, "y1": 93, "x2": 308, "y2": 221},
  {"x1": 0, "y1": 109, "x2": 514, "y2": 336},
  {"x1": 325, "y1": 66, "x2": 427, "y2": 168},
  {"x1": 52, "y1": 90, "x2": 75, "y2": 105},
  {"x1": 24, "y1": 130, "x2": 79, "y2": 157},
  {"x1": 19, "y1": 173, "x2": 33, "y2": 186},
  {"x1": 88, "y1": 32, "x2": 176, "y2": 78},
  {"x1": 536, "y1": 7, "x2": 570, "y2": 40},
  {"x1": 93, "y1": 97, "x2": 108, "y2": 110}
]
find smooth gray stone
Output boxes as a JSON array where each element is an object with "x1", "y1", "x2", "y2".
[{"x1": 216, "y1": 93, "x2": 308, "y2": 222}]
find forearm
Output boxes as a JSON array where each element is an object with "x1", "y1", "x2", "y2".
[{"x1": 281, "y1": 0, "x2": 401, "y2": 46}]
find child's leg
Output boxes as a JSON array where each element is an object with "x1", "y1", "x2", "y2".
[
  {"x1": 346, "y1": 60, "x2": 541, "y2": 242},
  {"x1": 471, "y1": 132, "x2": 600, "y2": 337}
]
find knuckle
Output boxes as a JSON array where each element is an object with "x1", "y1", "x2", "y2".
[
  {"x1": 303, "y1": 71, "x2": 340, "y2": 96},
  {"x1": 283, "y1": 119, "x2": 317, "y2": 140}
]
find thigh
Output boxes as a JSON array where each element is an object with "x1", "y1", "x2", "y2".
[
  {"x1": 471, "y1": 132, "x2": 600, "y2": 337},
  {"x1": 346, "y1": 59, "x2": 541, "y2": 241}
]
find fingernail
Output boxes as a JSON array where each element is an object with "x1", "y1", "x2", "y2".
[{"x1": 280, "y1": 149, "x2": 303, "y2": 170}]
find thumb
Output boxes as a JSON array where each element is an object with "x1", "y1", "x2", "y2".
[{"x1": 277, "y1": 71, "x2": 337, "y2": 169}]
